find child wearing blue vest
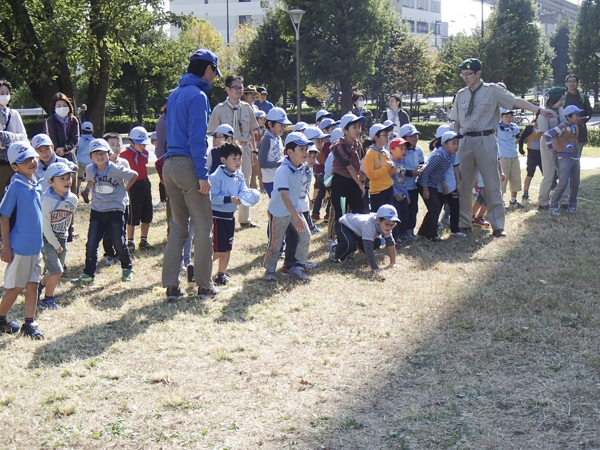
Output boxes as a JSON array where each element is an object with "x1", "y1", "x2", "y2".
[
  {"x1": 76, "y1": 121, "x2": 95, "y2": 190},
  {"x1": 497, "y1": 109, "x2": 523, "y2": 209},
  {"x1": 398, "y1": 123, "x2": 424, "y2": 240},
  {"x1": 0, "y1": 142, "x2": 44, "y2": 338},
  {"x1": 32, "y1": 133, "x2": 77, "y2": 193}
]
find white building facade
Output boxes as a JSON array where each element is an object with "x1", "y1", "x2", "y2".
[{"x1": 393, "y1": 0, "x2": 448, "y2": 51}]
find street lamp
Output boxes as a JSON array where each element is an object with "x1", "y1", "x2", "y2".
[{"x1": 288, "y1": 8, "x2": 305, "y2": 122}]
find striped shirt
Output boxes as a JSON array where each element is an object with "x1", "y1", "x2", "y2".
[{"x1": 418, "y1": 147, "x2": 452, "y2": 188}]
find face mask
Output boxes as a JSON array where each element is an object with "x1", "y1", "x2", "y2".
[
  {"x1": 56, "y1": 106, "x2": 70, "y2": 118},
  {"x1": 357, "y1": 100, "x2": 366, "y2": 108},
  {"x1": 0, "y1": 95, "x2": 10, "y2": 106}
]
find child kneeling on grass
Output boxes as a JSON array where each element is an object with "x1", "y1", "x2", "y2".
[
  {"x1": 71, "y1": 139, "x2": 138, "y2": 285},
  {"x1": 263, "y1": 132, "x2": 312, "y2": 282},
  {"x1": 329, "y1": 204, "x2": 399, "y2": 273},
  {"x1": 0, "y1": 143, "x2": 44, "y2": 338},
  {"x1": 39, "y1": 162, "x2": 78, "y2": 310},
  {"x1": 210, "y1": 142, "x2": 260, "y2": 286}
]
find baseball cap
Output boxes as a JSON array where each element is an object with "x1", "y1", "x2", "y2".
[
  {"x1": 257, "y1": 86, "x2": 268, "y2": 94},
  {"x1": 564, "y1": 105, "x2": 584, "y2": 116},
  {"x1": 441, "y1": 131, "x2": 464, "y2": 144},
  {"x1": 238, "y1": 188, "x2": 261, "y2": 207},
  {"x1": 150, "y1": 131, "x2": 157, "y2": 140},
  {"x1": 369, "y1": 123, "x2": 394, "y2": 140},
  {"x1": 212, "y1": 124, "x2": 235, "y2": 138},
  {"x1": 266, "y1": 107, "x2": 292, "y2": 125},
  {"x1": 255, "y1": 110, "x2": 266, "y2": 119},
  {"x1": 304, "y1": 127, "x2": 330, "y2": 140},
  {"x1": 315, "y1": 109, "x2": 333, "y2": 122},
  {"x1": 284, "y1": 131, "x2": 312, "y2": 147},
  {"x1": 388, "y1": 137, "x2": 407, "y2": 150},
  {"x1": 8, "y1": 142, "x2": 38, "y2": 165},
  {"x1": 307, "y1": 142, "x2": 319, "y2": 153},
  {"x1": 190, "y1": 48, "x2": 222, "y2": 76},
  {"x1": 399, "y1": 123, "x2": 420, "y2": 137},
  {"x1": 435, "y1": 124, "x2": 452, "y2": 138},
  {"x1": 81, "y1": 121, "x2": 94, "y2": 132},
  {"x1": 330, "y1": 128, "x2": 344, "y2": 143},
  {"x1": 459, "y1": 58, "x2": 482, "y2": 72},
  {"x1": 318, "y1": 118, "x2": 339, "y2": 130},
  {"x1": 376, "y1": 204, "x2": 401, "y2": 222},
  {"x1": 340, "y1": 113, "x2": 365, "y2": 130},
  {"x1": 89, "y1": 138, "x2": 112, "y2": 153},
  {"x1": 31, "y1": 133, "x2": 54, "y2": 150},
  {"x1": 293, "y1": 121, "x2": 308, "y2": 132},
  {"x1": 129, "y1": 126, "x2": 151, "y2": 145},
  {"x1": 44, "y1": 162, "x2": 76, "y2": 181},
  {"x1": 382, "y1": 119, "x2": 394, "y2": 128},
  {"x1": 500, "y1": 108, "x2": 514, "y2": 115}
]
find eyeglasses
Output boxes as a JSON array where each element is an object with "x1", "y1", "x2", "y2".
[
  {"x1": 566, "y1": 80, "x2": 578, "y2": 84},
  {"x1": 378, "y1": 132, "x2": 389, "y2": 138},
  {"x1": 228, "y1": 85, "x2": 244, "y2": 90},
  {"x1": 460, "y1": 71, "x2": 475, "y2": 77}
]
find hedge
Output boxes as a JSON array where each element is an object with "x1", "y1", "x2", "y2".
[{"x1": 22, "y1": 116, "x2": 159, "y2": 135}]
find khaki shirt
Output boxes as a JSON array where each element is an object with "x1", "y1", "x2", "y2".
[
  {"x1": 208, "y1": 100, "x2": 259, "y2": 143},
  {"x1": 449, "y1": 82, "x2": 518, "y2": 133}
]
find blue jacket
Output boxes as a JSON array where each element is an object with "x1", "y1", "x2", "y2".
[
  {"x1": 166, "y1": 73, "x2": 212, "y2": 180},
  {"x1": 209, "y1": 165, "x2": 246, "y2": 219}
]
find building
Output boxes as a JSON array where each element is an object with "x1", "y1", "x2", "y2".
[
  {"x1": 484, "y1": 0, "x2": 578, "y2": 35},
  {"x1": 394, "y1": 0, "x2": 449, "y2": 50}
]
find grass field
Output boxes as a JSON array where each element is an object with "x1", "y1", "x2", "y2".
[{"x1": 1, "y1": 166, "x2": 599, "y2": 449}]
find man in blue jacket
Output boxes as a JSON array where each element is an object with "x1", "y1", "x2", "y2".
[{"x1": 162, "y1": 49, "x2": 221, "y2": 302}]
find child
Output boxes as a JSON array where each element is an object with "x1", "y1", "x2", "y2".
[
  {"x1": 210, "y1": 142, "x2": 259, "y2": 285},
  {"x1": 388, "y1": 137, "x2": 410, "y2": 244},
  {"x1": 39, "y1": 162, "x2": 78, "y2": 309},
  {"x1": 252, "y1": 111, "x2": 267, "y2": 190},
  {"x1": 330, "y1": 204, "x2": 398, "y2": 273},
  {"x1": 472, "y1": 170, "x2": 490, "y2": 227},
  {"x1": 263, "y1": 132, "x2": 312, "y2": 282},
  {"x1": 398, "y1": 123, "x2": 424, "y2": 240},
  {"x1": 71, "y1": 138, "x2": 138, "y2": 284},
  {"x1": 544, "y1": 104, "x2": 583, "y2": 215},
  {"x1": 32, "y1": 133, "x2": 77, "y2": 193},
  {"x1": 293, "y1": 121, "x2": 308, "y2": 133},
  {"x1": 518, "y1": 112, "x2": 542, "y2": 201},
  {"x1": 324, "y1": 128, "x2": 344, "y2": 240},
  {"x1": 497, "y1": 109, "x2": 523, "y2": 209},
  {"x1": 313, "y1": 123, "x2": 337, "y2": 222},
  {"x1": 258, "y1": 107, "x2": 291, "y2": 197},
  {"x1": 207, "y1": 124, "x2": 235, "y2": 175},
  {"x1": 364, "y1": 123, "x2": 395, "y2": 212},
  {"x1": 432, "y1": 131, "x2": 461, "y2": 236},
  {"x1": 315, "y1": 109, "x2": 334, "y2": 126},
  {"x1": 305, "y1": 126, "x2": 330, "y2": 222},
  {"x1": 416, "y1": 131, "x2": 463, "y2": 242},
  {"x1": 318, "y1": 117, "x2": 339, "y2": 137},
  {"x1": 301, "y1": 143, "x2": 321, "y2": 234},
  {"x1": 121, "y1": 126, "x2": 153, "y2": 250},
  {"x1": 76, "y1": 121, "x2": 95, "y2": 191},
  {"x1": 0, "y1": 142, "x2": 44, "y2": 338}
]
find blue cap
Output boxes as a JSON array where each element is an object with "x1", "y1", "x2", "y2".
[
  {"x1": 44, "y1": 162, "x2": 76, "y2": 181},
  {"x1": 284, "y1": 131, "x2": 312, "y2": 147},
  {"x1": 330, "y1": 128, "x2": 344, "y2": 143},
  {"x1": 382, "y1": 119, "x2": 394, "y2": 128},
  {"x1": 340, "y1": 113, "x2": 365, "y2": 130},
  {"x1": 435, "y1": 124, "x2": 452, "y2": 138},
  {"x1": 89, "y1": 138, "x2": 112, "y2": 153},
  {"x1": 293, "y1": 121, "x2": 308, "y2": 132},
  {"x1": 369, "y1": 123, "x2": 394, "y2": 140},
  {"x1": 315, "y1": 109, "x2": 333, "y2": 122},
  {"x1": 266, "y1": 107, "x2": 292, "y2": 125},
  {"x1": 318, "y1": 118, "x2": 340, "y2": 130},
  {"x1": 441, "y1": 131, "x2": 464, "y2": 144},
  {"x1": 31, "y1": 133, "x2": 54, "y2": 149},
  {"x1": 255, "y1": 110, "x2": 267, "y2": 119},
  {"x1": 304, "y1": 127, "x2": 330, "y2": 140},
  {"x1": 8, "y1": 142, "x2": 38, "y2": 165},
  {"x1": 376, "y1": 204, "x2": 401, "y2": 222},
  {"x1": 399, "y1": 123, "x2": 420, "y2": 137},
  {"x1": 238, "y1": 188, "x2": 261, "y2": 207},
  {"x1": 190, "y1": 49, "x2": 222, "y2": 76},
  {"x1": 564, "y1": 105, "x2": 584, "y2": 116},
  {"x1": 81, "y1": 121, "x2": 94, "y2": 132}
]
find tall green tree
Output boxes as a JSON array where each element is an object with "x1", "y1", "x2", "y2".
[
  {"x1": 550, "y1": 19, "x2": 572, "y2": 86},
  {"x1": 481, "y1": 0, "x2": 550, "y2": 94},
  {"x1": 435, "y1": 32, "x2": 482, "y2": 98},
  {"x1": 280, "y1": 0, "x2": 395, "y2": 113},
  {"x1": 570, "y1": 0, "x2": 600, "y2": 102}
]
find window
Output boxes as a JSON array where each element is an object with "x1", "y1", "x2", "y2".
[
  {"x1": 406, "y1": 20, "x2": 415, "y2": 33},
  {"x1": 417, "y1": 21, "x2": 428, "y2": 33},
  {"x1": 239, "y1": 15, "x2": 252, "y2": 25},
  {"x1": 416, "y1": 0, "x2": 428, "y2": 10},
  {"x1": 430, "y1": 0, "x2": 441, "y2": 13},
  {"x1": 403, "y1": 0, "x2": 414, "y2": 8},
  {"x1": 431, "y1": 22, "x2": 441, "y2": 34}
]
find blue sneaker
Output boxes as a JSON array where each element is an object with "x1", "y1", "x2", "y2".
[
  {"x1": 39, "y1": 296, "x2": 60, "y2": 310},
  {"x1": 0, "y1": 320, "x2": 19, "y2": 334},
  {"x1": 288, "y1": 266, "x2": 309, "y2": 281},
  {"x1": 21, "y1": 322, "x2": 43, "y2": 339},
  {"x1": 304, "y1": 261, "x2": 319, "y2": 271},
  {"x1": 37, "y1": 283, "x2": 44, "y2": 302}
]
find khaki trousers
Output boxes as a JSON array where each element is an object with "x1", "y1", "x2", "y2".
[{"x1": 237, "y1": 142, "x2": 253, "y2": 224}]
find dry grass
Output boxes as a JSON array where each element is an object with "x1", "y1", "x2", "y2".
[{"x1": 1, "y1": 167, "x2": 599, "y2": 449}]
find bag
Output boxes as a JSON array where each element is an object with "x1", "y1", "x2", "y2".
[{"x1": 526, "y1": 131, "x2": 543, "y2": 150}]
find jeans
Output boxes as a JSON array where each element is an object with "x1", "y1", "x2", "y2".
[
  {"x1": 407, "y1": 189, "x2": 419, "y2": 233},
  {"x1": 392, "y1": 196, "x2": 409, "y2": 240},
  {"x1": 551, "y1": 157, "x2": 580, "y2": 209},
  {"x1": 370, "y1": 186, "x2": 394, "y2": 213},
  {"x1": 84, "y1": 209, "x2": 132, "y2": 277}
]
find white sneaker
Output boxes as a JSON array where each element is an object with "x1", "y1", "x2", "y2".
[
  {"x1": 451, "y1": 232, "x2": 467, "y2": 237},
  {"x1": 104, "y1": 256, "x2": 113, "y2": 265},
  {"x1": 153, "y1": 201, "x2": 166, "y2": 209}
]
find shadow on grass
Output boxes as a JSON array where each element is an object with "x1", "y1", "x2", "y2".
[{"x1": 295, "y1": 172, "x2": 600, "y2": 449}]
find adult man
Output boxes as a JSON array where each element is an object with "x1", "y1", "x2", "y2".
[
  {"x1": 243, "y1": 85, "x2": 259, "y2": 113},
  {"x1": 254, "y1": 86, "x2": 274, "y2": 113},
  {"x1": 450, "y1": 58, "x2": 556, "y2": 237},
  {"x1": 564, "y1": 74, "x2": 593, "y2": 155},
  {"x1": 154, "y1": 99, "x2": 167, "y2": 208},
  {"x1": 162, "y1": 48, "x2": 221, "y2": 301},
  {"x1": 208, "y1": 75, "x2": 260, "y2": 228}
]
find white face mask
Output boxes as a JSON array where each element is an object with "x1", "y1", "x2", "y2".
[
  {"x1": 0, "y1": 94, "x2": 10, "y2": 106},
  {"x1": 357, "y1": 100, "x2": 366, "y2": 108},
  {"x1": 55, "y1": 106, "x2": 70, "y2": 118}
]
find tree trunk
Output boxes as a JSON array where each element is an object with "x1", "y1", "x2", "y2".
[
  {"x1": 135, "y1": 80, "x2": 144, "y2": 126},
  {"x1": 340, "y1": 79, "x2": 353, "y2": 115}
]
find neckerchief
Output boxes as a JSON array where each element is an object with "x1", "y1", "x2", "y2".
[
  {"x1": 45, "y1": 186, "x2": 77, "y2": 214},
  {"x1": 127, "y1": 146, "x2": 149, "y2": 166},
  {"x1": 225, "y1": 98, "x2": 242, "y2": 136},
  {"x1": 11, "y1": 172, "x2": 38, "y2": 189},
  {"x1": 466, "y1": 81, "x2": 483, "y2": 118},
  {"x1": 91, "y1": 160, "x2": 114, "y2": 178},
  {"x1": 40, "y1": 153, "x2": 59, "y2": 171}
]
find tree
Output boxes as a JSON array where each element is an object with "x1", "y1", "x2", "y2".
[
  {"x1": 550, "y1": 19, "x2": 572, "y2": 86},
  {"x1": 280, "y1": 0, "x2": 395, "y2": 113},
  {"x1": 570, "y1": 0, "x2": 600, "y2": 102},
  {"x1": 435, "y1": 32, "x2": 482, "y2": 99},
  {"x1": 481, "y1": 0, "x2": 550, "y2": 95},
  {"x1": 177, "y1": 17, "x2": 224, "y2": 55}
]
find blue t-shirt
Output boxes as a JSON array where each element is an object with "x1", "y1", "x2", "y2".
[
  {"x1": 77, "y1": 133, "x2": 94, "y2": 166},
  {"x1": 268, "y1": 157, "x2": 305, "y2": 217},
  {"x1": 0, "y1": 173, "x2": 43, "y2": 255},
  {"x1": 497, "y1": 122, "x2": 520, "y2": 158}
]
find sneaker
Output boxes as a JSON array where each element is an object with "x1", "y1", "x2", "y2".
[
  {"x1": 121, "y1": 269, "x2": 133, "y2": 282},
  {"x1": 71, "y1": 274, "x2": 94, "y2": 285},
  {"x1": 509, "y1": 200, "x2": 525, "y2": 209},
  {"x1": 180, "y1": 264, "x2": 187, "y2": 276},
  {"x1": 538, "y1": 205, "x2": 549, "y2": 211},
  {"x1": 278, "y1": 251, "x2": 285, "y2": 260},
  {"x1": 396, "y1": 235, "x2": 410, "y2": 246},
  {"x1": 560, "y1": 204, "x2": 569, "y2": 211},
  {"x1": 127, "y1": 242, "x2": 135, "y2": 252},
  {"x1": 153, "y1": 201, "x2": 166, "y2": 209},
  {"x1": 568, "y1": 207, "x2": 577, "y2": 213},
  {"x1": 311, "y1": 214, "x2": 321, "y2": 221},
  {"x1": 214, "y1": 273, "x2": 230, "y2": 286},
  {"x1": 104, "y1": 256, "x2": 114, "y2": 265},
  {"x1": 166, "y1": 286, "x2": 185, "y2": 302},
  {"x1": 264, "y1": 272, "x2": 277, "y2": 281},
  {"x1": 473, "y1": 217, "x2": 490, "y2": 227},
  {"x1": 21, "y1": 322, "x2": 43, "y2": 339},
  {"x1": 426, "y1": 236, "x2": 442, "y2": 243},
  {"x1": 405, "y1": 234, "x2": 419, "y2": 242},
  {"x1": 323, "y1": 214, "x2": 329, "y2": 223},
  {"x1": 311, "y1": 226, "x2": 323, "y2": 234},
  {"x1": 0, "y1": 320, "x2": 19, "y2": 334},
  {"x1": 329, "y1": 241, "x2": 338, "y2": 263},
  {"x1": 288, "y1": 266, "x2": 309, "y2": 281},
  {"x1": 304, "y1": 261, "x2": 319, "y2": 271},
  {"x1": 451, "y1": 232, "x2": 467, "y2": 238},
  {"x1": 39, "y1": 296, "x2": 60, "y2": 310},
  {"x1": 437, "y1": 222, "x2": 444, "y2": 230},
  {"x1": 113, "y1": 257, "x2": 120, "y2": 266},
  {"x1": 441, "y1": 218, "x2": 451, "y2": 227},
  {"x1": 138, "y1": 240, "x2": 153, "y2": 249},
  {"x1": 522, "y1": 194, "x2": 529, "y2": 202},
  {"x1": 240, "y1": 220, "x2": 260, "y2": 229},
  {"x1": 346, "y1": 251, "x2": 355, "y2": 261},
  {"x1": 492, "y1": 229, "x2": 507, "y2": 237},
  {"x1": 187, "y1": 265, "x2": 195, "y2": 284},
  {"x1": 197, "y1": 286, "x2": 219, "y2": 298},
  {"x1": 550, "y1": 208, "x2": 561, "y2": 216}
]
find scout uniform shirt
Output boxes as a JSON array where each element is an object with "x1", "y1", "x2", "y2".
[{"x1": 208, "y1": 100, "x2": 259, "y2": 144}]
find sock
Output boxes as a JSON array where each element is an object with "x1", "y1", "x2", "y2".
[
  {"x1": 217, "y1": 272, "x2": 224, "y2": 276},
  {"x1": 141, "y1": 237, "x2": 148, "y2": 243},
  {"x1": 523, "y1": 190, "x2": 529, "y2": 196},
  {"x1": 25, "y1": 318, "x2": 34, "y2": 325},
  {"x1": 0, "y1": 315, "x2": 7, "y2": 324},
  {"x1": 511, "y1": 196, "x2": 517, "y2": 202},
  {"x1": 128, "y1": 238, "x2": 134, "y2": 244},
  {"x1": 45, "y1": 295, "x2": 53, "y2": 300}
]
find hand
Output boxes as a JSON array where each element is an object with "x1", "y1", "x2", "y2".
[
  {"x1": 442, "y1": 185, "x2": 449, "y2": 195},
  {"x1": 422, "y1": 187, "x2": 429, "y2": 200},
  {"x1": 580, "y1": 116, "x2": 590, "y2": 125},
  {"x1": 56, "y1": 246, "x2": 64, "y2": 255},
  {"x1": 394, "y1": 193, "x2": 403, "y2": 202},
  {"x1": 198, "y1": 179, "x2": 211, "y2": 195},
  {"x1": 456, "y1": 186, "x2": 461, "y2": 195},
  {"x1": 230, "y1": 196, "x2": 241, "y2": 205},
  {"x1": 539, "y1": 108, "x2": 557, "y2": 118},
  {"x1": 414, "y1": 168, "x2": 423, "y2": 177},
  {"x1": 1, "y1": 246, "x2": 13, "y2": 264},
  {"x1": 500, "y1": 172, "x2": 506, "y2": 182},
  {"x1": 519, "y1": 149, "x2": 526, "y2": 156},
  {"x1": 294, "y1": 214, "x2": 306, "y2": 233},
  {"x1": 252, "y1": 153, "x2": 258, "y2": 165},
  {"x1": 359, "y1": 184, "x2": 366, "y2": 197},
  {"x1": 56, "y1": 147, "x2": 65, "y2": 156},
  {"x1": 406, "y1": 197, "x2": 411, "y2": 205},
  {"x1": 385, "y1": 160, "x2": 395, "y2": 170}
]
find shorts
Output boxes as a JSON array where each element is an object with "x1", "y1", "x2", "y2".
[
  {"x1": 42, "y1": 236, "x2": 67, "y2": 275},
  {"x1": 77, "y1": 164, "x2": 86, "y2": 180},
  {"x1": 500, "y1": 156, "x2": 521, "y2": 194},
  {"x1": 127, "y1": 178, "x2": 153, "y2": 226},
  {"x1": 476, "y1": 187, "x2": 487, "y2": 207},
  {"x1": 526, "y1": 150, "x2": 542, "y2": 178},
  {"x1": 4, "y1": 253, "x2": 43, "y2": 289},
  {"x1": 212, "y1": 217, "x2": 235, "y2": 253}
]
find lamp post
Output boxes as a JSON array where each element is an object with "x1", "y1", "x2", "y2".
[
  {"x1": 288, "y1": 8, "x2": 305, "y2": 122},
  {"x1": 481, "y1": 0, "x2": 484, "y2": 38}
]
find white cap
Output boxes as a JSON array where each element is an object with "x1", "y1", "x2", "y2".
[
  {"x1": 340, "y1": 113, "x2": 365, "y2": 130},
  {"x1": 369, "y1": 123, "x2": 394, "y2": 140},
  {"x1": 150, "y1": 131, "x2": 157, "y2": 140},
  {"x1": 376, "y1": 204, "x2": 400, "y2": 222},
  {"x1": 435, "y1": 124, "x2": 452, "y2": 138},
  {"x1": 31, "y1": 133, "x2": 54, "y2": 149},
  {"x1": 304, "y1": 127, "x2": 330, "y2": 140},
  {"x1": 398, "y1": 123, "x2": 420, "y2": 137},
  {"x1": 238, "y1": 188, "x2": 261, "y2": 206},
  {"x1": 330, "y1": 128, "x2": 344, "y2": 143},
  {"x1": 212, "y1": 124, "x2": 235, "y2": 138},
  {"x1": 89, "y1": 138, "x2": 112, "y2": 153},
  {"x1": 441, "y1": 131, "x2": 464, "y2": 144},
  {"x1": 44, "y1": 162, "x2": 76, "y2": 181},
  {"x1": 129, "y1": 126, "x2": 151, "y2": 145},
  {"x1": 293, "y1": 121, "x2": 308, "y2": 132},
  {"x1": 284, "y1": 131, "x2": 312, "y2": 147},
  {"x1": 564, "y1": 105, "x2": 584, "y2": 116},
  {"x1": 8, "y1": 142, "x2": 38, "y2": 165},
  {"x1": 266, "y1": 107, "x2": 292, "y2": 124}
]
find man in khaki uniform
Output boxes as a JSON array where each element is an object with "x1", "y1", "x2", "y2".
[
  {"x1": 450, "y1": 58, "x2": 557, "y2": 237},
  {"x1": 208, "y1": 74, "x2": 260, "y2": 228}
]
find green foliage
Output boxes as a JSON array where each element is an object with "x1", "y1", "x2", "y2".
[
  {"x1": 21, "y1": 116, "x2": 158, "y2": 135},
  {"x1": 550, "y1": 19, "x2": 572, "y2": 86},
  {"x1": 570, "y1": 0, "x2": 600, "y2": 100},
  {"x1": 177, "y1": 17, "x2": 224, "y2": 55},
  {"x1": 434, "y1": 32, "x2": 482, "y2": 98}
]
